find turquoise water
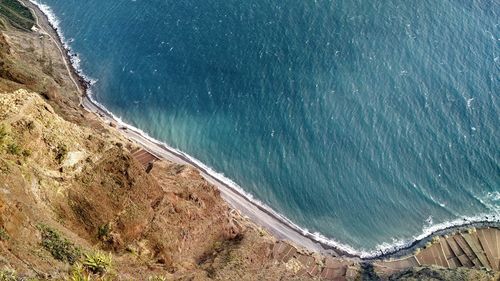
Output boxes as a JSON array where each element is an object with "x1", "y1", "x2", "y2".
[{"x1": 34, "y1": 0, "x2": 499, "y2": 253}]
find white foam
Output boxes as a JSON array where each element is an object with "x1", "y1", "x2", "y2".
[
  {"x1": 29, "y1": 0, "x2": 500, "y2": 259},
  {"x1": 467, "y1": 97, "x2": 474, "y2": 108}
]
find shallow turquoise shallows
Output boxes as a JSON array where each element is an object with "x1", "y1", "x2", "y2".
[{"x1": 35, "y1": 0, "x2": 499, "y2": 253}]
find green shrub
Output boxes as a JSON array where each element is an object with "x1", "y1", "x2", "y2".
[
  {"x1": 70, "y1": 263, "x2": 91, "y2": 281},
  {"x1": 6, "y1": 143, "x2": 21, "y2": 155},
  {"x1": 83, "y1": 251, "x2": 112, "y2": 275},
  {"x1": 38, "y1": 224, "x2": 81, "y2": 264},
  {"x1": 97, "y1": 224, "x2": 111, "y2": 241},
  {"x1": 0, "y1": 228, "x2": 9, "y2": 241},
  {"x1": 0, "y1": 125, "x2": 6, "y2": 142}
]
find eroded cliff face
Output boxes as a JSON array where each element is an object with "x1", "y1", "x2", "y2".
[{"x1": 0, "y1": 89, "x2": 293, "y2": 280}]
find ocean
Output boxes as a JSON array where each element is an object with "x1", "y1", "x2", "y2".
[{"x1": 31, "y1": 0, "x2": 499, "y2": 255}]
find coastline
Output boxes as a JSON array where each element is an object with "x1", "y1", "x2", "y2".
[{"x1": 21, "y1": 0, "x2": 499, "y2": 260}]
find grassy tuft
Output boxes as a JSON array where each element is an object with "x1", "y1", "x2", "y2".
[
  {"x1": 69, "y1": 263, "x2": 91, "y2": 281},
  {"x1": 0, "y1": 125, "x2": 6, "y2": 143},
  {"x1": 0, "y1": 227, "x2": 9, "y2": 241},
  {"x1": 97, "y1": 224, "x2": 111, "y2": 241},
  {"x1": 82, "y1": 251, "x2": 112, "y2": 275},
  {"x1": 6, "y1": 143, "x2": 21, "y2": 155},
  {"x1": 38, "y1": 224, "x2": 81, "y2": 264}
]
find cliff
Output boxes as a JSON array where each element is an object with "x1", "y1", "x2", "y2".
[
  {"x1": 0, "y1": 88, "x2": 295, "y2": 280},
  {"x1": 0, "y1": 1, "x2": 498, "y2": 280}
]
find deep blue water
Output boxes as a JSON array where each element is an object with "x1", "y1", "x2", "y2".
[{"x1": 35, "y1": 0, "x2": 499, "y2": 252}]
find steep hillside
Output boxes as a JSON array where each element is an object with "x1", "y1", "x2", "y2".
[{"x1": 0, "y1": 89, "x2": 298, "y2": 280}]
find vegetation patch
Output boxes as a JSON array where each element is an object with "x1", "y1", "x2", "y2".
[
  {"x1": 0, "y1": 227, "x2": 9, "y2": 241},
  {"x1": 6, "y1": 143, "x2": 21, "y2": 155},
  {"x1": 82, "y1": 251, "x2": 112, "y2": 275},
  {"x1": 0, "y1": 269, "x2": 17, "y2": 281},
  {"x1": 1, "y1": 0, "x2": 33, "y2": 20},
  {"x1": 69, "y1": 263, "x2": 91, "y2": 281},
  {"x1": 0, "y1": 125, "x2": 6, "y2": 143},
  {"x1": 0, "y1": 0, "x2": 35, "y2": 31},
  {"x1": 38, "y1": 224, "x2": 81, "y2": 264},
  {"x1": 0, "y1": 126, "x2": 30, "y2": 157},
  {"x1": 97, "y1": 223, "x2": 111, "y2": 241},
  {"x1": 0, "y1": 268, "x2": 45, "y2": 281}
]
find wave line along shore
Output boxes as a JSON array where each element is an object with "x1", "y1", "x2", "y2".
[{"x1": 22, "y1": 0, "x2": 500, "y2": 260}]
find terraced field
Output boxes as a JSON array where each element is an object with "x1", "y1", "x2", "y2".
[
  {"x1": 269, "y1": 227, "x2": 500, "y2": 280},
  {"x1": 374, "y1": 228, "x2": 500, "y2": 278}
]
